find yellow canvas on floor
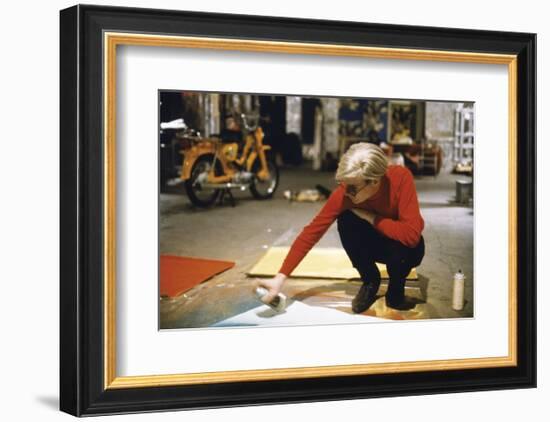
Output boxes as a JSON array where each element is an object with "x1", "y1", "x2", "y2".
[{"x1": 247, "y1": 246, "x2": 418, "y2": 280}]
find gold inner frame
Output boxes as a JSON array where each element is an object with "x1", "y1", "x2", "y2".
[{"x1": 103, "y1": 32, "x2": 518, "y2": 389}]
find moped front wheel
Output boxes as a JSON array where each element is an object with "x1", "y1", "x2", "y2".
[
  {"x1": 250, "y1": 157, "x2": 279, "y2": 199},
  {"x1": 184, "y1": 155, "x2": 220, "y2": 207}
]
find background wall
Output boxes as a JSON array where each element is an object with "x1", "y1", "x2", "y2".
[{"x1": 0, "y1": 0, "x2": 546, "y2": 420}]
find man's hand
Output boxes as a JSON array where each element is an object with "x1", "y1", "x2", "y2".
[
  {"x1": 254, "y1": 273, "x2": 287, "y2": 303},
  {"x1": 350, "y1": 208, "x2": 377, "y2": 224}
]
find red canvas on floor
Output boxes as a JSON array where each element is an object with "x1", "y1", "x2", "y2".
[{"x1": 160, "y1": 255, "x2": 235, "y2": 298}]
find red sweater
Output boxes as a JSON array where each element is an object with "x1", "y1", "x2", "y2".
[{"x1": 278, "y1": 165, "x2": 424, "y2": 277}]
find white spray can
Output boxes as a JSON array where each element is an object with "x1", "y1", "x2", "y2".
[
  {"x1": 255, "y1": 286, "x2": 287, "y2": 312},
  {"x1": 452, "y1": 269, "x2": 465, "y2": 311}
]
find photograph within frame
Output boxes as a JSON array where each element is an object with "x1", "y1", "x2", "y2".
[{"x1": 158, "y1": 90, "x2": 475, "y2": 330}]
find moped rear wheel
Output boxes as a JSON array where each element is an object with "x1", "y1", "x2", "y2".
[
  {"x1": 184, "y1": 155, "x2": 220, "y2": 207},
  {"x1": 250, "y1": 157, "x2": 279, "y2": 199}
]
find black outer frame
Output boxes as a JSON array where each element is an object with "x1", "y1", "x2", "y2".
[{"x1": 60, "y1": 4, "x2": 536, "y2": 417}]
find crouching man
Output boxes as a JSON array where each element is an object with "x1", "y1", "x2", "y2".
[{"x1": 258, "y1": 142, "x2": 425, "y2": 312}]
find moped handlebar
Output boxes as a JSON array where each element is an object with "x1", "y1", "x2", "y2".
[{"x1": 240, "y1": 113, "x2": 259, "y2": 132}]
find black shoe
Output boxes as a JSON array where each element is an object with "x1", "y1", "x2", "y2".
[
  {"x1": 385, "y1": 296, "x2": 416, "y2": 311},
  {"x1": 352, "y1": 282, "x2": 380, "y2": 313}
]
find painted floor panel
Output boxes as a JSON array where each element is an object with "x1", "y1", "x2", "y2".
[{"x1": 247, "y1": 246, "x2": 418, "y2": 280}]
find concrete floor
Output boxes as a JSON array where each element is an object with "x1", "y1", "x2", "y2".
[{"x1": 159, "y1": 163, "x2": 473, "y2": 329}]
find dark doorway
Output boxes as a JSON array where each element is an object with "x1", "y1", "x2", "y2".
[
  {"x1": 259, "y1": 95, "x2": 287, "y2": 157},
  {"x1": 301, "y1": 98, "x2": 320, "y2": 145}
]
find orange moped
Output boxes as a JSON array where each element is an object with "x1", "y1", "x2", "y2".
[{"x1": 160, "y1": 114, "x2": 279, "y2": 207}]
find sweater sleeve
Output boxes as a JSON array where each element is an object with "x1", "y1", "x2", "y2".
[
  {"x1": 278, "y1": 186, "x2": 346, "y2": 276},
  {"x1": 373, "y1": 168, "x2": 424, "y2": 247}
]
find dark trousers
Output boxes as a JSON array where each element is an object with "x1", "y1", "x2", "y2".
[{"x1": 337, "y1": 210, "x2": 425, "y2": 304}]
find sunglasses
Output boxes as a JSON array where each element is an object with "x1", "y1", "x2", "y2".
[{"x1": 344, "y1": 180, "x2": 375, "y2": 196}]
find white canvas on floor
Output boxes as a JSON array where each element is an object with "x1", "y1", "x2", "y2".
[{"x1": 212, "y1": 300, "x2": 391, "y2": 327}]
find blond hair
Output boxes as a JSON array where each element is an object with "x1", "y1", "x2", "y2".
[{"x1": 335, "y1": 142, "x2": 388, "y2": 183}]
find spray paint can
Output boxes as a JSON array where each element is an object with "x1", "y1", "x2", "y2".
[
  {"x1": 452, "y1": 269, "x2": 465, "y2": 311},
  {"x1": 255, "y1": 286, "x2": 287, "y2": 312}
]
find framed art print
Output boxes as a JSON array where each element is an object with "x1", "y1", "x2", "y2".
[{"x1": 60, "y1": 4, "x2": 536, "y2": 416}]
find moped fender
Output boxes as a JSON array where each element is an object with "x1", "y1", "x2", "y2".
[{"x1": 180, "y1": 142, "x2": 216, "y2": 180}]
